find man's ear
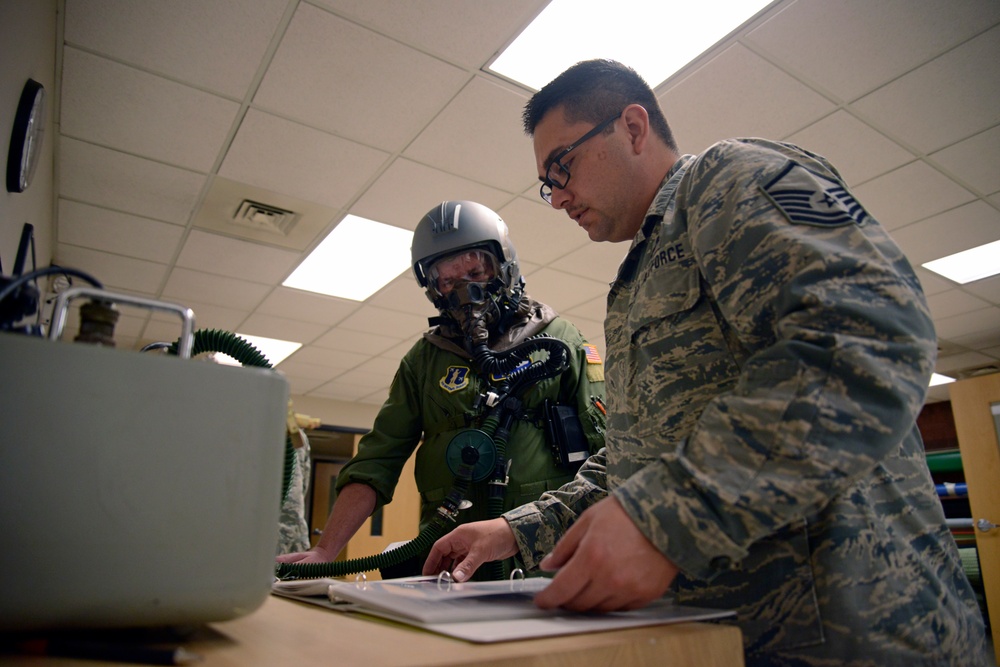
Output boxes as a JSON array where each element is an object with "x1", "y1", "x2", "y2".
[{"x1": 622, "y1": 104, "x2": 651, "y2": 155}]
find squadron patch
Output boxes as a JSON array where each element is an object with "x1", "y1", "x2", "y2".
[
  {"x1": 763, "y1": 162, "x2": 870, "y2": 227},
  {"x1": 440, "y1": 366, "x2": 470, "y2": 393}
]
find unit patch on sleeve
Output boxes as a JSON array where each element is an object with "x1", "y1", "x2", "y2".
[
  {"x1": 440, "y1": 366, "x2": 470, "y2": 393},
  {"x1": 762, "y1": 162, "x2": 871, "y2": 227}
]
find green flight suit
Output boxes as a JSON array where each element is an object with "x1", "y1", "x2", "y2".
[{"x1": 336, "y1": 298, "x2": 606, "y2": 569}]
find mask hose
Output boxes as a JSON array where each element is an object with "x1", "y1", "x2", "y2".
[{"x1": 274, "y1": 334, "x2": 571, "y2": 581}]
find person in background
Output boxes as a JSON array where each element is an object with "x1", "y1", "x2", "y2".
[
  {"x1": 422, "y1": 60, "x2": 988, "y2": 665},
  {"x1": 277, "y1": 200, "x2": 606, "y2": 578}
]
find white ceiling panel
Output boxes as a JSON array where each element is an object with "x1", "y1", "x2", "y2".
[
  {"x1": 60, "y1": 48, "x2": 240, "y2": 171},
  {"x1": 659, "y1": 43, "x2": 835, "y2": 154},
  {"x1": 161, "y1": 267, "x2": 273, "y2": 312},
  {"x1": 743, "y1": 0, "x2": 1000, "y2": 101},
  {"x1": 219, "y1": 109, "x2": 390, "y2": 209},
  {"x1": 313, "y1": 0, "x2": 546, "y2": 68},
  {"x1": 930, "y1": 125, "x2": 1000, "y2": 196},
  {"x1": 889, "y1": 202, "x2": 1000, "y2": 265},
  {"x1": 58, "y1": 139, "x2": 206, "y2": 225},
  {"x1": 57, "y1": 200, "x2": 184, "y2": 263},
  {"x1": 404, "y1": 76, "x2": 535, "y2": 193},
  {"x1": 55, "y1": 244, "x2": 168, "y2": 295},
  {"x1": 64, "y1": 0, "x2": 290, "y2": 98},
  {"x1": 786, "y1": 111, "x2": 914, "y2": 186},
  {"x1": 253, "y1": 4, "x2": 470, "y2": 152},
  {"x1": 174, "y1": 229, "x2": 300, "y2": 283},
  {"x1": 850, "y1": 25, "x2": 1000, "y2": 154},
  {"x1": 851, "y1": 161, "x2": 976, "y2": 230}
]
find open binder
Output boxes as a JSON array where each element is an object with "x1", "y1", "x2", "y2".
[{"x1": 272, "y1": 575, "x2": 734, "y2": 643}]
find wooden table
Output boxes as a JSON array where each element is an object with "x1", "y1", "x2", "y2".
[{"x1": 3, "y1": 595, "x2": 744, "y2": 666}]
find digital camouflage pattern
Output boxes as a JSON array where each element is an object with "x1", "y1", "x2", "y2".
[
  {"x1": 276, "y1": 439, "x2": 311, "y2": 555},
  {"x1": 505, "y1": 139, "x2": 987, "y2": 666}
]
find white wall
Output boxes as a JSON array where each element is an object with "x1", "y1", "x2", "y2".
[{"x1": 1, "y1": 0, "x2": 58, "y2": 276}]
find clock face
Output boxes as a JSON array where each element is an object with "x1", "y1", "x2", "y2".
[{"x1": 6, "y1": 79, "x2": 46, "y2": 193}]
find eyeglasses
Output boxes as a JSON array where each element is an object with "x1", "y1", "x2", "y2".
[{"x1": 539, "y1": 110, "x2": 623, "y2": 204}]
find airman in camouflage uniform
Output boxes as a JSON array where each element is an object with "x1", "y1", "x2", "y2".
[{"x1": 424, "y1": 60, "x2": 988, "y2": 666}]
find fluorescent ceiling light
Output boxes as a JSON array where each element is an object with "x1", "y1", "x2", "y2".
[
  {"x1": 929, "y1": 373, "x2": 955, "y2": 387},
  {"x1": 283, "y1": 214, "x2": 414, "y2": 301},
  {"x1": 922, "y1": 240, "x2": 1000, "y2": 284},
  {"x1": 215, "y1": 333, "x2": 302, "y2": 367},
  {"x1": 489, "y1": 0, "x2": 774, "y2": 91}
]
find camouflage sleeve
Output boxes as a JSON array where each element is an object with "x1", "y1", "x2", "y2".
[
  {"x1": 614, "y1": 139, "x2": 937, "y2": 579},
  {"x1": 504, "y1": 447, "x2": 609, "y2": 569}
]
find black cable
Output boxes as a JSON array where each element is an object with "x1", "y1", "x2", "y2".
[{"x1": 0, "y1": 266, "x2": 103, "y2": 308}]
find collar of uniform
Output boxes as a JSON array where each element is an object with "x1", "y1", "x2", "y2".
[{"x1": 636, "y1": 154, "x2": 696, "y2": 244}]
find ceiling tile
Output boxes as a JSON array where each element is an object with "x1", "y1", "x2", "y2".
[
  {"x1": 57, "y1": 200, "x2": 184, "y2": 263},
  {"x1": 660, "y1": 44, "x2": 836, "y2": 155},
  {"x1": 404, "y1": 75, "x2": 535, "y2": 193},
  {"x1": 549, "y1": 241, "x2": 628, "y2": 284},
  {"x1": 312, "y1": 326, "x2": 401, "y2": 356},
  {"x1": 64, "y1": 0, "x2": 289, "y2": 98},
  {"x1": 255, "y1": 286, "x2": 361, "y2": 326},
  {"x1": 336, "y1": 304, "x2": 428, "y2": 339},
  {"x1": 523, "y1": 267, "x2": 609, "y2": 314},
  {"x1": 850, "y1": 160, "x2": 976, "y2": 230},
  {"x1": 786, "y1": 111, "x2": 915, "y2": 186},
  {"x1": 60, "y1": 48, "x2": 240, "y2": 171},
  {"x1": 963, "y1": 274, "x2": 1000, "y2": 306},
  {"x1": 889, "y1": 201, "x2": 1000, "y2": 265},
  {"x1": 925, "y1": 289, "x2": 994, "y2": 321},
  {"x1": 252, "y1": 3, "x2": 469, "y2": 152},
  {"x1": 58, "y1": 139, "x2": 205, "y2": 225},
  {"x1": 174, "y1": 229, "x2": 300, "y2": 283},
  {"x1": 313, "y1": 0, "x2": 546, "y2": 68},
  {"x1": 161, "y1": 266, "x2": 272, "y2": 311},
  {"x1": 55, "y1": 244, "x2": 167, "y2": 295},
  {"x1": 930, "y1": 125, "x2": 1000, "y2": 196},
  {"x1": 350, "y1": 159, "x2": 510, "y2": 230},
  {"x1": 287, "y1": 344, "x2": 371, "y2": 371},
  {"x1": 497, "y1": 197, "x2": 589, "y2": 267},
  {"x1": 238, "y1": 312, "x2": 329, "y2": 345},
  {"x1": 850, "y1": 25, "x2": 1000, "y2": 153},
  {"x1": 744, "y1": 0, "x2": 1000, "y2": 101},
  {"x1": 149, "y1": 297, "x2": 249, "y2": 334},
  {"x1": 219, "y1": 109, "x2": 389, "y2": 209}
]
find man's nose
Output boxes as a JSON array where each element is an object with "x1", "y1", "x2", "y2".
[{"x1": 548, "y1": 185, "x2": 572, "y2": 210}]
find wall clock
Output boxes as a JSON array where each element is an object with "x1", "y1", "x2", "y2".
[{"x1": 6, "y1": 79, "x2": 46, "y2": 193}]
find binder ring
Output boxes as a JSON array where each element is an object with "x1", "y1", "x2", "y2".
[
  {"x1": 354, "y1": 572, "x2": 368, "y2": 589},
  {"x1": 509, "y1": 568, "x2": 525, "y2": 591},
  {"x1": 436, "y1": 570, "x2": 454, "y2": 591}
]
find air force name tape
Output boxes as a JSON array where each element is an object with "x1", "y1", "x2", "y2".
[{"x1": 762, "y1": 162, "x2": 870, "y2": 227}]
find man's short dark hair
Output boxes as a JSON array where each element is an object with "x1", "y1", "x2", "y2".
[{"x1": 522, "y1": 59, "x2": 678, "y2": 152}]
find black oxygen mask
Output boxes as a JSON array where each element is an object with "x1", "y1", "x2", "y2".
[{"x1": 441, "y1": 279, "x2": 500, "y2": 345}]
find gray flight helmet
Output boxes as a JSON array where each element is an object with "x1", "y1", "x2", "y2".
[{"x1": 411, "y1": 201, "x2": 522, "y2": 306}]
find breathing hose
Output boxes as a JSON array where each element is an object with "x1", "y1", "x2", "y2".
[
  {"x1": 165, "y1": 329, "x2": 296, "y2": 504},
  {"x1": 274, "y1": 333, "x2": 572, "y2": 581}
]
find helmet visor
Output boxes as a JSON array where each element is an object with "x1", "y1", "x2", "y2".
[{"x1": 426, "y1": 249, "x2": 500, "y2": 298}]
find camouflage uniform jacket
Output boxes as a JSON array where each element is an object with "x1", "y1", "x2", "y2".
[
  {"x1": 337, "y1": 299, "x2": 606, "y2": 534},
  {"x1": 505, "y1": 139, "x2": 987, "y2": 666}
]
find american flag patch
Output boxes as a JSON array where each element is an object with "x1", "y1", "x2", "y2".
[
  {"x1": 763, "y1": 162, "x2": 870, "y2": 227},
  {"x1": 583, "y1": 344, "x2": 602, "y2": 364}
]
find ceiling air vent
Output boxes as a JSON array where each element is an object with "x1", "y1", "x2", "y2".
[{"x1": 231, "y1": 200, "x2": 299, "y2": 236}]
